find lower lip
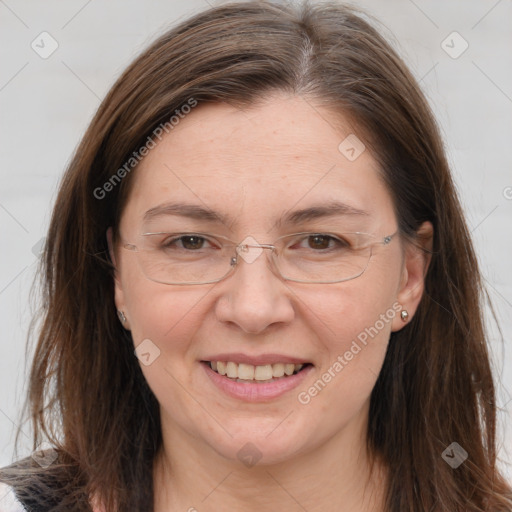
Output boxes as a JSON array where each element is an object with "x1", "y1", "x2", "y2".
[{"x1": 202, "y1": 363, "x2": 313, "y2": 402}]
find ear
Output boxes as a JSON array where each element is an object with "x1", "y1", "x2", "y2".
[
  {"x1": 106, "y1": 227, "x2": 131, "y2": 330},
  {"x1": 392, "y1": 221, "x2": 433, "y2": 332}
]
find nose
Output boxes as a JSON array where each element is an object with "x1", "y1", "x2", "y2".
[{"x1": 214, "y1": 244, "x2": 295, "y2": 334}]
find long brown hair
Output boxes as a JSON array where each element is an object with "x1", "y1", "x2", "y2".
[{"x1": 1, "y1": 1, "x2": 510, "y2": 510}]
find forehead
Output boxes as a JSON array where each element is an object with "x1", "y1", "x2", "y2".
[{"x1": 121, "y1": 93, "x2": 396, "y2": 232}]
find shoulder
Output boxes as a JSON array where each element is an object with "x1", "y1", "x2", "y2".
[{"x1": 0, "y1": 482, "x2": 27, "y2": 512}]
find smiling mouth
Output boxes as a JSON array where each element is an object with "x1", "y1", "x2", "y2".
[{"x1": 202, "y1": 361, "x2": 312, "y2": 383}]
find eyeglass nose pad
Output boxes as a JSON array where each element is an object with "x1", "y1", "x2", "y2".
[{"x1": 235, "y1": 236, "x2": 264, "y2": 264}]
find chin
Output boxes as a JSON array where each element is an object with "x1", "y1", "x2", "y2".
[{"x1": 198, "y1": 415, "x2": 319, "y2": 467}]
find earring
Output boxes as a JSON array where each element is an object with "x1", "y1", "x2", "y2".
[
  {"x1": 117, "y1": 310, "x2": 127, "y2": 324},
  {"x1": 400, "y1": 310, "x2": 409, "y2": 322}
]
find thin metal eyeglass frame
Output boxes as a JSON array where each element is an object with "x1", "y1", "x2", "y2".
[{"x1": 121, "y1": 230, "x2": 399, "y2": 285}]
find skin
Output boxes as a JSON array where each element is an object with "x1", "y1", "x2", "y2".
[{"x1": 109, "y1": 92, "x2": 432, "y2": 512}]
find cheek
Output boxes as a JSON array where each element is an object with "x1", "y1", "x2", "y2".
[
  {"x1": 120, "y1": 264, "x2": 207, "y2": 358},
  {"x1": 309, "y1": 265, "x2": 400, "y2": 350},
  {"x1": 123, "y1": 283, "x2": 211, "y2": 413},
  {"x1": 316, "y1": 290, "x2": 395, "y2": 382},
  {"x1": 299, "y1": 264, "x2": 401, "y2": 403}
]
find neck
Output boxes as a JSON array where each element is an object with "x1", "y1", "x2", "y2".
[{"x1": 153, "y1": 408, "x2": 387, "y2": 512}]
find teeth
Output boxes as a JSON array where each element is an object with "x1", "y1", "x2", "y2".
[
  {"x1": 217, "y1": 361, "x2": 227, "y2": 376},
  {"x1": 284, "y1": 363, "x2": 295, "y2": 376},
  {"x1": 208, "y1": 361, "x2": 306, "y2": 381},
  {"x1": 254, "y1": 364, "x2": 273, "y2": 381},
  {"x1": 272, "y1": 363, "x2": 285, "y2": 378},
  {"x1": 226, "y1": 361, "x2": 238, "y2": 378},
  {"x1": 238, "y1": 363, "x2": 255, "y2": 380}
]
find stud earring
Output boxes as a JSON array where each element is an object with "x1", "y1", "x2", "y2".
[
  {"x1": 400, "y1": 310, "x2": 409, "y2": 322},
  {"x1": 117, "y1": 310, "x2": 127, "y2": 324}
]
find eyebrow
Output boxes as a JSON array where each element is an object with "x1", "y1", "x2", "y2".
[{"x1": 142, "y1": 200, "x2": 369, "y2": 228}]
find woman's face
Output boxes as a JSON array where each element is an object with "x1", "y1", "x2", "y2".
[{"x1": 112, "y1": 93, "x2": 423, "y2": 466}]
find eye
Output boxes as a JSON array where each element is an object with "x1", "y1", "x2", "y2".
[
  {"x1": 295, "y1": 234, "x2": 350, "y2": 251},
  {"x1": 161, "y1": 234, "x2": 218, "y2": 251}
]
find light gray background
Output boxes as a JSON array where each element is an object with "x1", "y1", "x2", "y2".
[{"x1": 1, "y1": 0, "x2": 511, "y2": 481}]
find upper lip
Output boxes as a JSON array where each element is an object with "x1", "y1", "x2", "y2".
[{"x1": 202, "y1": 353, "x2": 312, "y2": 366}]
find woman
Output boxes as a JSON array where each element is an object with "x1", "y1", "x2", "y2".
[{"x1": 1, "y1": 1, "x2": 510, "y2": 511}]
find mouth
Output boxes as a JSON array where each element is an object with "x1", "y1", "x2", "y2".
[{"x1": 201, "y1": 360, "x2": 312, "y2": 383}]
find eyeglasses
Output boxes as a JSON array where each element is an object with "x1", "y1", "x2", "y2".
[{"x1": 120, "y1": 230, "x2": 398, "y2": 285}]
